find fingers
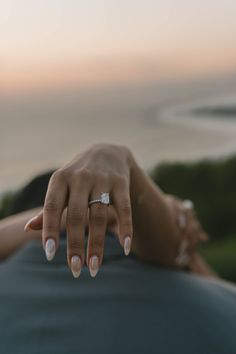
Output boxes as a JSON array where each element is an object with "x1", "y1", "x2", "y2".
[
  {"x1": 176, "y1": 198, "x2": 210, "y2": 267},
  {"x1": 66, "y1": 185, "x2": 88, "y2": 278},
  {"x1": 107, "y1": 206, "x2": 119, "y2": 235},
  {"x1": 87, "y1": 191, "x2": 108, "y2": 277},
  {"x1": 187, "y1": 219, "x2": 209, "y2": 247},
  {"x1": 23, "y1": 169, "x2": 133, "y2": 279},
  {"x1": 24, "y1": 210, "x2": 43, "y2": 232},
  {"x1": 112, "y1": 179, "x2": 133, "y2": 255},
  {"x1": 177, "y1": 201, "x2": 209, "y2": 259},
  {"x1": 86, "y1": 179, "x2": 133, "y2": 278},
  {"x1": 42, "y1": 171, "x2": 68, "y2": 261}
]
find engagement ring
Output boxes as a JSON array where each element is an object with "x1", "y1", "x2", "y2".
[{"x1": 88, "y1": 192, "x2": 110, "y2": 207}]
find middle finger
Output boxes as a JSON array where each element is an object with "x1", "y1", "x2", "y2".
[{"x1": 66, "y1": 185, "x2": 89, "y2": 278}]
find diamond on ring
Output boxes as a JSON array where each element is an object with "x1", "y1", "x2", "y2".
[
  {"x1": 88, "y1": 192, "x2": 110, "y2": 207},
  {"x1": 100, "y1": 192, "x2": 110, "y2": 205}
]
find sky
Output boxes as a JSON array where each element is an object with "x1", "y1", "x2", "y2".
[{"x1": 1, "y1": 0, "x2": 236, "y2": 93}]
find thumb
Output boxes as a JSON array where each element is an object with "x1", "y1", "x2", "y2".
[{"x1": 24, "y1": 210, "x2": 43, "y2": 232}]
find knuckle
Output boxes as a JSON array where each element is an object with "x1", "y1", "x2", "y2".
[
  {"x1": 66, "y1": 168, "x2": 91, "y2": 183},
  {"x1": 60, "y1": 167, "x2": 75, "y2": 181},
  {"x1": 68, "y1": 169, "x2": 80, "y2": 183},
  {"x1": 44, "y1": 223, "x2": 58, "y2": 233},
  {"x1": 121, "y1": 218, "x2": 133, "y2": 229},
  {"x1": 44, "y1": 198, "x2": 59, "y2": 213},
  {"x1": 92, "y1": 210, "x2": 106, "y2": 226},
  {"x1": 79, "y1": 168, "x2": 91, "y2": 181},
  {"x1": 114, "y1": 174, "x2": 127, "y2": 187},
  {"x1": 95, "y1": 171, "x2": 109, "y2": 183},
  {"x1": 50, "y1": 169, "x2": 65, "y2": 183},
  {"x1": 69, "y1": 239, "x2": 83, "y2": 252},
  {"x1": 119, "y1": 200, "x2": 132, "y2": 215},
  {"x1": 67, "y1": 207, "x2": 85, "y2": 225},
  {"x1": 90, "y1": 238, "x2": 104, "y2": 253}
]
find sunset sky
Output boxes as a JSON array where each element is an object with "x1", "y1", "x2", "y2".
[{"x1": 1, "y1": 0, "x2": 236, "y2": 93}]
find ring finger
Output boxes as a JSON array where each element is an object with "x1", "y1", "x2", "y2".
[{"x1": 87, "y1": 190, "x2": 109, "y2": 277}]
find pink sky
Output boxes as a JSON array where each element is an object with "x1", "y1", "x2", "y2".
[{"x1": 1, "y1": 0, "x2": 236, "y2": 93}]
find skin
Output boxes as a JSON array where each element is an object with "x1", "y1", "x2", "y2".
[
  {"x1": 0, "y1": 208, "x2": 42, "y2": 260},
  {"x1": 0, "y1": 143, "x2": 217, "y2": 278}
]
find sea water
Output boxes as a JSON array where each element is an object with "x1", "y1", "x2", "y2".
[{"x1": 1, "y1": 77, "x2": 236, "y2": 192}]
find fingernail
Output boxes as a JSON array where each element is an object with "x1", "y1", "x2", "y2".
[
  {"x1": 24, "y1": 216, "x2": 38, "y2": 232},
  {"x1": 124, "y1": 236, "x2": 131, "y2": 256},
  {"x1": 71, "y1": 256, "x2": 82, "y2": 278},
  {"x1": 89, "y1": 255, "x2": 99, "y2": 278},
  {"x1": 45, "y1": 238, "x2": 56, "y2": 261}
]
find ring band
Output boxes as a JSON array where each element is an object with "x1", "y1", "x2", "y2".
[{"x1": 88, "y1": 192, "x2": 110, "y2": 207}]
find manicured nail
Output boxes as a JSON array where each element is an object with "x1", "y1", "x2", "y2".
[
  {"x1": 24, "y1": 216, "x2": 38, "y2": 232},
  {"x1": 45, "y1": 238, "x2": 56, "y2": 261},
  {"x1": 71, "y1": 256, "x2": 82, "y2": 278},
  {"x1": 89, "y1": 255, "x2": 99, "y2": 278},
  {"x1": 124, "y1": 236, "x2": 131, "y2": 256}
]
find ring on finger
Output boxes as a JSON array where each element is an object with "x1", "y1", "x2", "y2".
[{"x1": 88, "y1": 192, "x2": 111, "y2": 207}]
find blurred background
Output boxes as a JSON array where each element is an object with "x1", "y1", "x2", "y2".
[{"x1": 1, "y1": 0, "x2": 236, "y2": 280}]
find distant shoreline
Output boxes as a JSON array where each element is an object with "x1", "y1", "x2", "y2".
[{"x1": 1, "y1": 78, "x2": 236, "y2": 192}]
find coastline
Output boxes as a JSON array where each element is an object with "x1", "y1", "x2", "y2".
[{"x1": 1, "y1": 77, "x2": 236, "y2": 192}]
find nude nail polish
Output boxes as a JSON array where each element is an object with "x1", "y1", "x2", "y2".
[
  {"x1": 89, "y1": 256, "x2": 99, "y2": 278},
  {"x1": 45, "y1": 238, "x2": 56, "y2": 261},
  {"x1": 71, "y1": 256, "x2": 82, "y2": 278},
  {"x1": 124, "y1": 236, "x2": 131, "y2": 256}
]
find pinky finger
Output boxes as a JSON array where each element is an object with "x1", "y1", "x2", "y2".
[{"x1": 113, "y1": 189, "x2": 133, "y2": 256}]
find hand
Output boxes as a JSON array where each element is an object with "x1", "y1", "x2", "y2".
[
  {"x1": 165, "y1": 195, "x2": 209, "y2": 267},
  {"x1": 24, "y1": 144, "x2": 133, "y2": 278}
]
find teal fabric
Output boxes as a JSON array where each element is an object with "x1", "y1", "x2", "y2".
[{"x1": 0, "y1": 236, "x2": 236, "y2": 354}]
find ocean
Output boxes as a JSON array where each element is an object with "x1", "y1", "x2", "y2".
[{"x1": 1, "y1": 75, "x2": 236, "y2": 193}]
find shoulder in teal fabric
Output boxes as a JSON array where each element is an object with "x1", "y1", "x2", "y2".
[{"x1": 0, "y1": 236, "x2": 236, "y2": 354}]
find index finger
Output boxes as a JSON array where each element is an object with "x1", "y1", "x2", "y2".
[{"x1": 42, "y1": 171, "x2": 68, "y2": 261}]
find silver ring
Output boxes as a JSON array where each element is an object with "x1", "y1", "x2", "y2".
[{"x1": 88, "y1": 192, "x2": 110, "y2": 207}]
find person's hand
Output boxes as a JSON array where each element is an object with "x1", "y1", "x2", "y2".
[
  {"x1": 24, "y1": 143, "x2": 134, "y2": 278},
  {"x1": 165, "y1": 195, "x2": 209, "y2": 267}
]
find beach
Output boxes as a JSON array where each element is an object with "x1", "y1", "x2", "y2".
[{"x1": 1, "y1": 75, "x2": 236, "y2": 192}]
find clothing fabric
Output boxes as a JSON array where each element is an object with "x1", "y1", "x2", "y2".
[{"x1": 0, "y1": 234, "x2": 236, "y2": 354}]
